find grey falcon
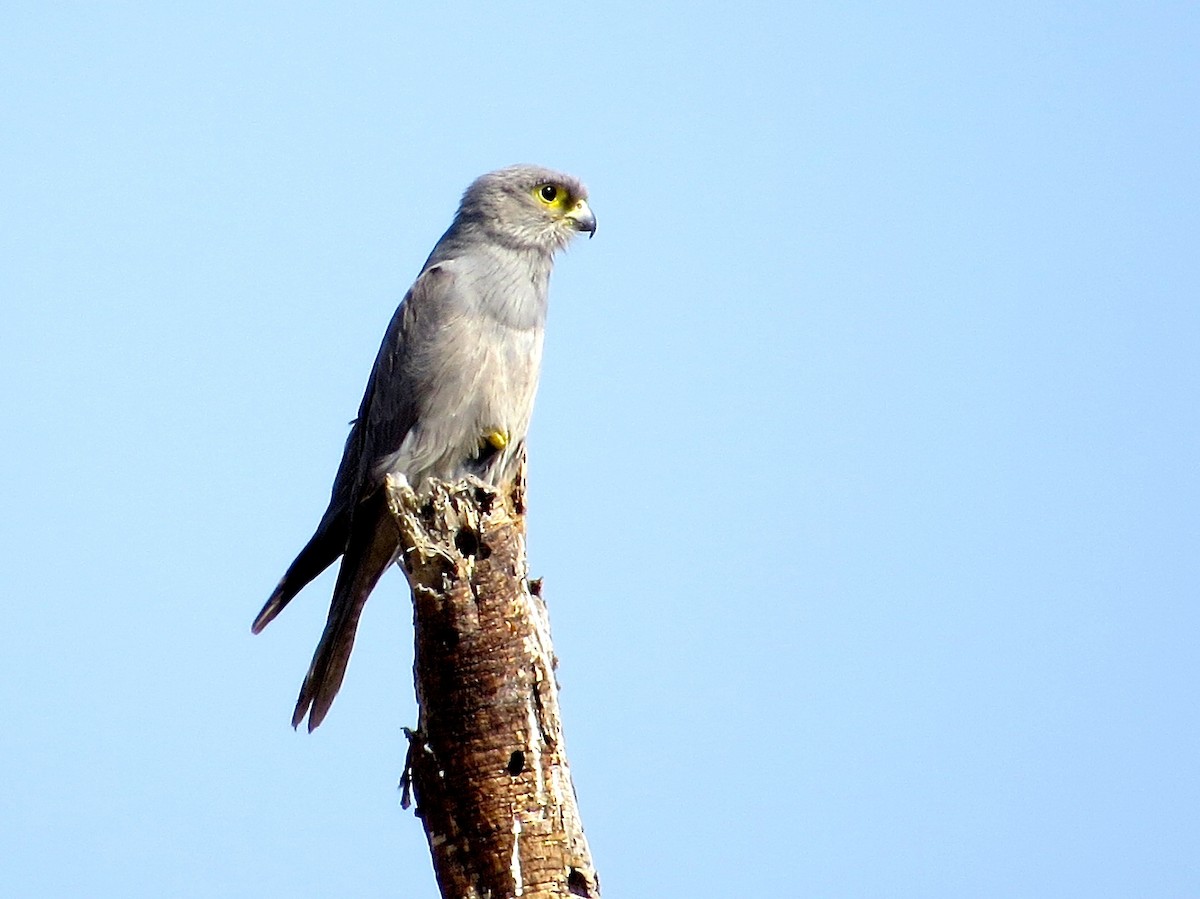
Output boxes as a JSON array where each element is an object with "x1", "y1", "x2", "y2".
[{"x1": 252, "y1": 165, "x2": 596, "y2": 731}]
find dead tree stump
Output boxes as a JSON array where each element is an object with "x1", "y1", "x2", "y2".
[{"x1": 388, "y1": 469, "x2": 600, "y2": 899}]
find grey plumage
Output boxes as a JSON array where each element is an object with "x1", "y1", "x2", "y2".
[{"x1": 253, "y1": 165, "x2": 595, "y2": 730}]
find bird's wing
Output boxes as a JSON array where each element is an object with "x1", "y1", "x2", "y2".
[
  {"x1": 258, "y1": 264, "x2": 473, "y2": 729},
  {"x1": 250, "y1": 270, "x2": 436, "y2": 634},
  {"x1": 350, "y1": 263, "x2": 466, "y2": 487}
]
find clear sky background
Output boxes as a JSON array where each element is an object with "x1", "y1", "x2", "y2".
[{"x1": 3, "y1": 3, "x2": 1198, "y2": 896}]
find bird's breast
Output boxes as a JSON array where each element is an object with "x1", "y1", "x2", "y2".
[{"x1": 374, "y1": 305, "x2": 545, "y2": 488}]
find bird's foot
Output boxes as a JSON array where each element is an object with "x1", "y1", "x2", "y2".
[{"x1": 483, "y1": 428, "x2": 509, "y2": 451}]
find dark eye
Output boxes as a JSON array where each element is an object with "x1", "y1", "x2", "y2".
[{"x1": 539, "y1": 184, "x2": 558, "y2": 203}]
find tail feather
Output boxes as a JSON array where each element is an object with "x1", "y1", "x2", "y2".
[{"x1": 291, "y1": 491, "x2": 401, "y2": 731}]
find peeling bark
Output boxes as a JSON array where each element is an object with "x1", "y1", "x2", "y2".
[{"x1": 388, "y1": 468, "x2": 600, "y2": 899}]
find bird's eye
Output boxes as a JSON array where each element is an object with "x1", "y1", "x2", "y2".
[{"x1": 538, "y1": 184, "x2": 558, "y2": 203}]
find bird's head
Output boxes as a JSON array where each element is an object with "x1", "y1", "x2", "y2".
[{"x1": 457, "y1": 165, "x2": 596, "y2": 254}]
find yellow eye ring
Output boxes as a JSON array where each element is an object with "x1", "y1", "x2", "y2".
[{"x1": 537, "y1": 184, "x2": 559, "y2": 204}]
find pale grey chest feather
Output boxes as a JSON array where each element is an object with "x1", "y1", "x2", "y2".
[{"x1": 372, "y1": 256, "x2": 548, "y2": 487}]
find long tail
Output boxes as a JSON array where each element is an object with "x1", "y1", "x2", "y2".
[{"x1": 291, "y1": 490, "x2": 401, "y2": 731}]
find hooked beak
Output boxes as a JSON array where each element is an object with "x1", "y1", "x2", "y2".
[{"x1": 567, "y1": 199, "x2": 597, "y2": 238}]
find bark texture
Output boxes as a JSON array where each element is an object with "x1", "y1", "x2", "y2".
[{"x1": 388, "y1": 469, "x2": 600, "y2": 899}]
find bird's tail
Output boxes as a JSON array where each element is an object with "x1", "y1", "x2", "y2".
[{"x1": 291, "y1": 491, "x2": 401, "y2": 731}]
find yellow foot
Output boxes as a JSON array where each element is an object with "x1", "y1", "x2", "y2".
[{"x1": 483, "y1": 428, "x2": 509, "y2": 451}]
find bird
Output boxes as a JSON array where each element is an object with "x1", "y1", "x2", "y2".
[{"x1": 252, "y1": 165, "x2": 596, "y2": 731}]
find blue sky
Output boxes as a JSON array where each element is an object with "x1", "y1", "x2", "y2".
[{"x1": 3, "y1": 2, "x2": 1198, "y2": 896}]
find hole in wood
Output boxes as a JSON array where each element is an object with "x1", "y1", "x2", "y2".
[
  {"x1": 507, "y1": 750, "x2": 525, "y2": 776},
  {"x1": 567, "y1": 867, "x2": 593, "y2": 896},
  {"x1": 472, "y1": 486, "x2": 495, "y2": 512},
  {"x1": 454, "y1": 526, "x2": 479, "y2": 557}
]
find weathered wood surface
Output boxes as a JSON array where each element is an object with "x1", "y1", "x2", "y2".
[{"x1": 389, "y1": 471, "x2": 600, "y2": 899}]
